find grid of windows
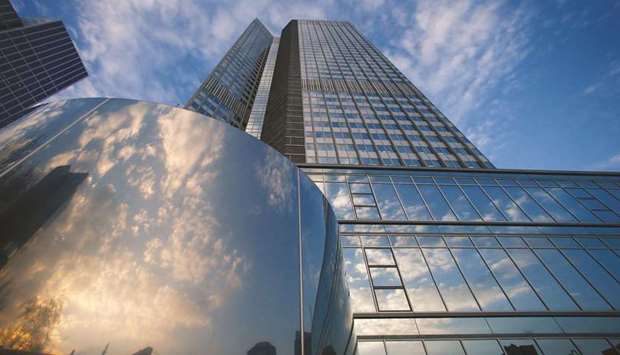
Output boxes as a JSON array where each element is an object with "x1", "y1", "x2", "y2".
[
  {"x1": 358, "y1": 338, "x2": 620, "y2": 355},
  {"x1": 306, "y1": 171, "x2": 620, "y2": 224},
  {"x1": 245, "y1": 37, "x2": 279, "y2": 138},
  {"x1": 0, "y1": 15, "x2": 87, "y2": 128},
  {"x1": 296, "y1": 20, "x2": 491, "y2": 168},
  {"x1": 186, "y1": 19, "x2": 273, "y2": 128}
]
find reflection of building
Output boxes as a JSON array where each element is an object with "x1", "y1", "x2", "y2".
[
  {"x1": 0, "y1": 165, "x2": 87, "y2": 266},
  {"x1": 247, "y1": 341, "x2": 276, "y2": 355},
  {"x1": 504, "y1": 344, "x2": 538, "y2": 355},
  {"x1": 0, "y1": 0, "x2": 87, "y2": 128},
  {"x1": 294, "y1": 331, "x2": 310, "y2": 355},
  {"x1": 186, "y1": 18, "x2": 620, "y2": 355}
]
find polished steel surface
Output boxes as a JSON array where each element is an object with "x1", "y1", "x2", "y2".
[{"x1": 0, "y1": 99, "x2": 352, "y2": 355}]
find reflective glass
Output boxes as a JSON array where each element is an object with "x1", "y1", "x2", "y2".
[
  {"x1": 555, "y1": 317, "x2": 620, "y2": 333},
  {"x1": 372, "y1": 183, "x2": 407, "y2": 220},
  {"x1": 461, "y1": 185, "x2": 506, "y2": 221},
  {"x1": 500, "y1": 339, "x2": 542, "y2": 355},
  {"x1": 389, "y1": 235, "x2": 418, "y2": 247},
  {"x1": 343, "y1": 248, "x2": 375, "y2": 312},
  {"x1": 362, "y1": 235, "x2": 391, "y2": 247},
  {"x1": 535, "y1": 339, "x2": 580, "y2": 355},
  {"x1": 356, "y1": 206, "x2": 381, "y2": 219},
  {"x1": 588, "y1": 249, "x2": 620, "y2": 280},
  {"x1": 394, "y1": 184, "x2": 432, "y2": 220},
  {"x1": 350, "y1": 183, "x2": 372, "y2": 193},
  {"x1": 524, "y1": 237, "x2": 553, "y2": 248},
  {"x1": 439, "y1": 185, "x2": 482, "y2": 221},
  {"x1": 452, "y1": 248, "x2": 513, "y2": 311},
  {"x1": 575, "y1": 237, "x2": 605, "y2": 249},
  {"x1": 504, "y1": 187, "x2": 554, "y2": 222},
  {"x1": 393, "y1": 249, "x2": 445, "y2": 311},
  {"x1": 325, "y1": 182, "x2": 355, "y2": 219},
  {"x1": 536, "y1": 249, "x2": 610, "y2": 310},
  {"x1": 423, "y1": 249, "x2": 479, "y2": 311},
  {"x1": 445, "y1": 236, "x2": 473, "y2": 247},
  {"x1": 484, "y1": 186, "x2": 530, "y2": 222},
  {"x1": 417, "y1": 317, "x2": 491, "y2": 335},
  {"x1": 358, "y1": 341, "x2": 386, "y2": 355},
  {"x1": 355, "y1": 318, "x2": 418, "y2": 336},
  {"x1": 375, "y1": 289, "x2": 410, "y2": 311},
  {"x1": 424, "y1": 340, "x2": 465, "y2": 355},
  {"x1": 385, "y1": 341, "x2": 425, "y2": 355},
  {"x1": 550, "y1": 237, "x2": 581, "y2": 249},
  {"x1": 562, "y1": 249, "x2": 620, "y2": 309},
  {"x1": 341, "y1": 235, "x2": 361, "y2": 247},
  {"x1": 417, "y1": 236, "x2": 446, "y2": 247},
  {"x1": 365, "y1": 248, "x2": 395, "y2": 265},
  {"x1": 498, "y1": 236, "x2": 527, "y2": 248},
  {"x1": 370, "y1": 267, "x2": 402, "y2": 287},
  {"x1": 461, "y1": 340, "x2": 503, "y2": 355},
  {"x1": 572, "y1": 339, "x2": 616, "y2": 355},
  {"x1": 508, "y1": 249, "x2": 577, "y2": 310},
  {"x1": 587, "y1": 188, "x2": 620, "y2": 215},
  {"x1": 547, "y1": 188, "x2": 600, "y2": 222},
  {"x1": 487, "y1": 317, "x2": 562, "y2": 334},
  {"x1": 473, "y1": 236, "x2": 501, "y2": 248},
  {"x1": 353, "y1": 194, "x2": 377, "y2": 205},
  {"x1": 418, "y1": 185, "x2": 457, "y2": 221},
  {"x1": 525, "y1": 187, "x2": 577, "y2": 222}
]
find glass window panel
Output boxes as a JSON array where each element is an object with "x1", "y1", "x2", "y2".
[
  {"x1": 424, "y1": 340, "x2": 465, "y2": 355},
  {"x1": 418, "y1": 185, "x2": 457, "y2": 221},
  {"x1": 473, "y1": 236, "x2": 501, "y2": 248},
  {"x1": 484, "y1": 186, "x2": 530, "y2": 222},
  {"x1": 423, "y1": 249, "x2": 479, "y2": 311},
  {"x1": 365, "y1": 248, "x2": 395, "y2": 265},
  {"x1": 353, "y1": 194, "x2": 376, "y2": 205},
  {"x1": 524, "y1": 237, "x2": 553, "y2": 248},
  {"x1": 535, "y1": 339, "x2": 580, "y2": 355},
  {"x1": 372, "y1": 183, "x2": 407, "y2": 220},
  {"x1": 556, "y1": 317, "x2": 620, "y2": 333},
  {"x1": 562, "y1": 249, "x2": 620, "y2": 309},
  {"x1": 609, "y1": 338, "x2": 620, "y2": 353},
  {"x1": 461, "y1": 185, "x2": 506, "y2": 221},
  {"x1": 535, "y1": 249, "x2": 610, "y2": 310},
  {"x1": 375, "y1": 289, "x2": 410, "y2": 311},
  {"x1": 356, "y1": 206, "x2": 381, "y2": 220},
  {"x1": 324, "y1": 182, "x2": 355, "y2": 219},
  {"x1": 592, "y1": 209, "x2": 620, "y2": 223},
  {"x1": 350, "y1": 183, "x2": 372, "y2": 193},
  {"x1": 439, "y1": 185, "x2": 482, "y2": 221},
  {"x1": 445, "y1": 236, "x2": 473, "y2": 247},
  {"x1": 498, "y1": 236, "x2": 527, "y2": 248},
  {"x1": 342, "y1": 248, "x2": 375, "y2": 312},
  {"x1": 394, "y1": 184, "x2": 432, "y2": 221},
  {"x1": 504, "y1": 187, "x2": 554, "y2": 222},
  {"x1": 362, "y1": 235, "x2": 390, "y2": 247},
  {"x1": 417, "y1": 236, "x2": 445, "y2": 247},
  {"x1": 604, "y1": 238, "x2": 620, "y2": 249},
  {"x1": 355, "y1": 318, "x2": 418, "y2": 336},
  {"x1": 452, "y1": 248, "x2": 513, "y2": 311},
  {"x1": 525, "y1": 187, "x2": 577, "y2": 222},
  {"x1": 575, "y1": 237, "x2": 605, "y2": 249},
  {"x1": 508, "y1": 249, "x2": 577, "y2": 310},
  {"x1": 572, "y1": 339, "x2": 616, "y2": 355},
  {"x1": 550, "y1": 237, "x2": 581, "y2": 249},
  {"x1": 546, "y1": 188, "x2": 600, "y2": 223},
  {"x1": 588, "y1": 249, "x2": 620, "y2": 281},
  {"x1": 341, "y1": 235, "x2": 361, "y2": 247},
  {"x1": 417, "y1": 318, "x2": 490, "y2": 335},
  {"x1": 587, "y1": 188, "x2": 620, "y2": 214},
  {"x1": 389, "y1": 235, "x2": 418, "y2": 247},
  {"x1": 358, "y1": 341, "x2": 387, "y2": 355},
  {"x1": 393, "y1": 248, "x2": 445, "y2": 311},
  {"x1": 370, "y1": 267, "x2": 402, "y2": 287},
  {"x1": 499, "y1": 339, "x2": 542, "y2": 355},
  {"x1": 385, "y1": 341, "x2": 425, "y2": 355},
  {"x1": 461, "y1": 340, "x2": 503, "y2": 355},
  {"x1": 487, "y1": 317, "x2": 562, "y2": 334}
]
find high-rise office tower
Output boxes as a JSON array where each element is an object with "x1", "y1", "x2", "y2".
[
  {"x1": 0, "y1": 0, "x2": 87, "y2": 128},
  {"x1": 2, "y1": 18, "x2": 620, "y2": 355}
]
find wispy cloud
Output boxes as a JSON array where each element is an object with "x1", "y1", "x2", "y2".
[{"x1": 592, "y1": 152, "x2": 620, "y2": 171}]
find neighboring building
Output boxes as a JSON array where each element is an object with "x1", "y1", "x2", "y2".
[
  {"x1": 0, "y1": 0, "x2": 87, "y2": 128},
  {"x1": 185, "y1": 19, "x2": 273, "y2": 128}
]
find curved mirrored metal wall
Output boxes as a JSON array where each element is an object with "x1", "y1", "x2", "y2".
[{"x1": 0, "y1": 99, "x2": 353, "y2": 355}]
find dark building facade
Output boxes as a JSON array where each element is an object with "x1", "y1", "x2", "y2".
[{"x1": 0, "y1": 0, "x2": 87, "y2": 128}]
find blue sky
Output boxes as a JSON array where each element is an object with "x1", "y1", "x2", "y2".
[{"x1": 12, "y1": 0, "x2": 620, "y2": 171}]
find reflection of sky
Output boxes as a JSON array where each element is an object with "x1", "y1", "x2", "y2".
[{"x1": 0, "y1": 99, "x2": 307, "y2": 354}]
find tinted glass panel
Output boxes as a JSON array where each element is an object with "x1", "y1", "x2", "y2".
[
  {"x1": 525, "y1": 187, "x2": 576, "y2": 222},
  {"x1": 535, "y1": 339, "x2": 580, "y2": 355},
  {"x1": 563, "y1": 249, "x2": 620, "y2": 309},
  {"x1": 418, "y1": 185, "x2": 457, "y2": 221},
  {"x1": 365, "y1": 248, "x2": 395, "y2": 266},
  {"x1": 372, "y1": 183, "x2": 407, "y2": 220},
  {"x1": 342, "y1": 248, "x2": 375, "y2": 312},
  {"x1": 325, "y1": 182, "x2": 354, "y2": 219},
  {"x1": 504, "y1": 187, "x2": 554, "y2": 222},
  {"x1": 461, "y1": 185, "x2": 505, "y2": 221},
  {"x1": 500, "y1": 339, "x2": 541, "y2": 355},
  {"x1": 508, "y1": 249, "x2": 577, "y2": 310},
  {"x1": 573, "y1": 339, "x2": 616, "y2": 355},
  {"x1": 424, "y1": 340, "x2": 465, "y2": 355},
  {"x1": 484, "y1": 186, "x2": 529, "y2": 222},
  {"x1": 370, "y1": 267, "x2": 402, "y2": 287},
  {"x1": 461, "y1": 340, "x2": 503, "y2": 355},
  {"x1": 394, "y1": 184, "x2": 432, "y2": 220},
  {"x1": 423, "y1": 249, "x2": 479, "y2": 311},
  {"x1": 393, "y1": 248, "x2": 445, "y2": 311},
  {"x1": 547, "y1": 188, "x2": 600, "y2": 222},
  {"x1": 358, "y1": 341, "x2": 386, "y2": 355},
  {"x1": 375, "y1": 289, "x2": 410, "y2": 311},
  {"x1": 588, "y1": 249, "x2": 620, "y2": 280},
  {"x1": 439, "y1": 185, "x2": 482, "y2": 221},
  {"x1": 385, "y1": 341, "x2": 425, "y2": 355},
  {"x1": 587, "y1": 188, "x2": 620, "y2": 214}
]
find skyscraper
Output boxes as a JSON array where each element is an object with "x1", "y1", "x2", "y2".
[
  {"x1": 0, "y1": 0, "x2": 87, "y2": 128},
  {"x1": 189, "y1": 19, "x2": 620, "y2": 354}
]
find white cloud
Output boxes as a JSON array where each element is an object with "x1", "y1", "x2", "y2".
[{"x1": 593, "y1": 153, "x2": 620, "y2": 171}]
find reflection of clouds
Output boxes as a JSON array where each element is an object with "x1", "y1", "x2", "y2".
[
  {"x1": 255, "y1": 148, "x2": 293, "y2": 212},
  {"x1": 393, "y1": 249, "x2": 445, "y2": 311},
  {"x1": 422, "y1": 249, "x2": 479, "y2": 311},
  {"x1": 355, "y1": 318, "x2": 418, "y2": 336},
  {"x1": 342, "y1": 249, "x2": 375, "y2": 312}
]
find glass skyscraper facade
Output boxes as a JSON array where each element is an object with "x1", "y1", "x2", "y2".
[
  {"x1": 1, "y1": 17, "x2": 620, "y2": 355},
  {"x1": 0, "y1": 0, "x2": 87, "y2": 129}
]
